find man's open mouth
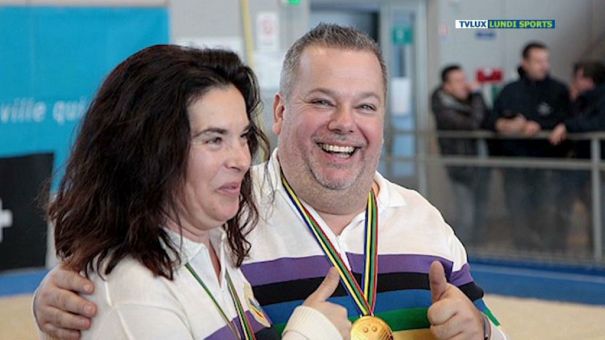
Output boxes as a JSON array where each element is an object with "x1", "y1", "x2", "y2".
[{"x1": 318, "y1": 143, "x2": 358, "y2": 158}]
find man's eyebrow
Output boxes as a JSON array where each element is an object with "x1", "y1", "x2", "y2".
[{"x1": 307, "y1": 88, "x2": 381, "y2": 101}]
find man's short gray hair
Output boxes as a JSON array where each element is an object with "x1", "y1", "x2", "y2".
[{"x1": 279, "y1": 23, "x2": 388, "y2": 99}]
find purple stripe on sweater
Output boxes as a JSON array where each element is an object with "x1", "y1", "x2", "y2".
[
  {"x1": 347, "y1": 253, "x2": 454, "y2": 276},
  {"x1": 243, "y1": 253, "x2": 478, "y2": 286},
  {"x1": 449, "y1": 263, "x2": 474, "y2": 286},
  {"x1": 349, "y1": 253, "x2": 474, "y2": 286},
  {"x1": 206, "y1": 311, "x2": 270, "y2": 339},
  {"x1": 242, "y1": 256, "x2": 331, "y2": 286},
  {"x1": 206, "y1": 322, "x2": 237, "y2": 340}
]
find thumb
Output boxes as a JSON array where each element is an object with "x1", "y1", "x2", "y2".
[
  {"x1": 307, "y1": 267, "x2": 341, "y2": 303},
  {"x1": 429, "y1": 261, "x2": 448, "y2": 303}
]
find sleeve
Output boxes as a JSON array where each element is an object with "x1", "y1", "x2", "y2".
[
  {"x1": 484, "y1": 86, "x2": 511, "y2": 131},
  {"x1": 473, "y1": 93, "x2": 492, "y2": 129},
  {"x1": 282, "y1": 305, "x2": 342, "y2": 340},
  {"x1": 446, "y1": 228, "x2": 508, "y2": 340},
  {"x1": 89, "y1": 304, "x2": 194, "y2": 340},
  {"x1": 539, "y1": 84, "x2": 571, "y2": 129},
  {"x1": 431, "y1": 90, "x2": 483, "y2": 130},
  {"x1": 565, "y1": 97, "x2": 605, "y2": 132},
  {"x1": 489, "y1": 319, "x2": 509, "y2": 340}
]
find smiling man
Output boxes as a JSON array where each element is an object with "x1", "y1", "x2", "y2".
[{"x1": 35, "y1": 24, "x2": 506, "y2": 340}]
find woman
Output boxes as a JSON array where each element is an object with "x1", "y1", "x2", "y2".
[{"x1": 49, "y1": 45, "x2": 348, "y2": 339}]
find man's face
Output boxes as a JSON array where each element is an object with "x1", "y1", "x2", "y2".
[
  {"x1": 522, "y1": 48, "x2": 550, "y2": 81},
  {"x1": 273, "y1": 46, "x2": 385, "y2": 193},
  {"x1": 573, "y1": 68, "x2": 595, "y2": 94},
  {"x1": 443, "y1": 69, "x2": 469, "y2": 100}
]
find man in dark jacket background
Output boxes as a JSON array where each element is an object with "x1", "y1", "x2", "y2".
[
  {"x1": 550, "y1": 60, "x2": 605, "y2": 250},
  {"x1": 486, "y1": 41, "x2": 571, "y2": 252},
  {"x1": 431, "y1": 64, "x2": 489, "y2": 245}
]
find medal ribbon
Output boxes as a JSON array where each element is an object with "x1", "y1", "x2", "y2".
[
  {"x1": 185, "y1": 264, "x2": 256, "y2": 340},
  {"x1": 280, "y1": 174, "x2": 378, "y2": 316}
]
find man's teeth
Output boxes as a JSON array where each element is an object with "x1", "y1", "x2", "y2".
[{"x1": 320, "y1": 143, "x2": 355, "y2": 154}]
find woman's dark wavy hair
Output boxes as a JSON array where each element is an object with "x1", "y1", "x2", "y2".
[{"x1": 50, "y1": 45, "x2": 269, "y2": 279}]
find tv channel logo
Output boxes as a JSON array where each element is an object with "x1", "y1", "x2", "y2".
[{"x1": 455, "y1": 19, "x2": 555, "y2": 29}]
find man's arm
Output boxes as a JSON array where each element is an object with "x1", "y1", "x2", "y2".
[
  {"x1": 34, "y1": 265, "x2": 98, "y2": 339},
  {"x1": 431, "y1": 90, "x2": 484, "y2": 130},
  {"x1": 495, "y1": 115, "x2": 528, "y2": 135}
]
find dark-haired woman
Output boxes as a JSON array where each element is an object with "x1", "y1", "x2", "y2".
[{"x1": 50, "y1": 45, "x2": 348, "y2": 339}]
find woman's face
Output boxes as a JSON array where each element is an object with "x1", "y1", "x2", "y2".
[{"x1": 176, "y1": 84, "x2": 252, "y2": 236}]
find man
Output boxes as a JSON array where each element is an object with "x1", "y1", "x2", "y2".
[
  {"x1": 35, "y1": 24, "x2": 506, "y2": 339},
  {"x1": 550, "y1": 60, "x2": 605, "y2": 152},
  {"x1": 431, "y1": 64, "x2": 490, "y2": 245},
  {"x1": 485, "y1": 42, "x2": 571, "y2": 251},
  {"x1": 549, "y1": 60, "x2": 605, "y2": 248},
  {"x1": 568, "y1": 61, "x2": 605, "y2": 103}
]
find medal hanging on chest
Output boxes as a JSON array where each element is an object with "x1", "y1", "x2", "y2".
[{"x1": 281, "y1": 174, "x2": 393, "y2": 340}]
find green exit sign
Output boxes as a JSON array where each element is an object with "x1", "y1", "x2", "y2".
[
  {"x1": 286, "y1": 0, "x2": 301, "y2": 5},
  {"x1": 392, "y1": 26, "x2": 413, "y2": 45}
]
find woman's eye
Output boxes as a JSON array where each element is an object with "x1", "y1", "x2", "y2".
[{"x1": 207, "y1": 137, "x2": 222, "y2": 145}]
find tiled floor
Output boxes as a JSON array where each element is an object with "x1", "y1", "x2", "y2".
[
  {"x1": 485, "y1": 294, "x2": 605, "y2": 340},
  {"x1": 1, "y1": 294, "x2": 604, "y2": 339}
]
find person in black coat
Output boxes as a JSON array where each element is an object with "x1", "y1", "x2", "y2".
[
  {"x1": 431, "y1": 64, "x2": 490, "y2": 245},
  {"x1": 485, "y1": 42, "x2": 572, "y2": 252},
  {"x1": 550, "y1": 61, "x2": 605, "y2": 250}
]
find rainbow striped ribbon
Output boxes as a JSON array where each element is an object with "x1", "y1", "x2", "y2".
[
  {"x1": 186, "y1": 264, "x2": 256, "y2": 340},
  {"x1": 281, "y1": 173, "x2": 379, "y2": 316}
]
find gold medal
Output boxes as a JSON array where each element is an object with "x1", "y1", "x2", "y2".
[{"x1": 351, "y1": 316, "x2": 394, "y2": 340}]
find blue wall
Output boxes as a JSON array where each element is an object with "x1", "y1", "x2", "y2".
[{"x1": 0, "y1": 6, "x2": 170, "y2": 188}]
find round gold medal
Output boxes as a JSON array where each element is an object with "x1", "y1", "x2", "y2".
[{"x1": 351, "y1": 316, "x2": 394, "y2": 340}]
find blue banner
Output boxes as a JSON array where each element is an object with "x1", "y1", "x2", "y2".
[{"x1": 0, "y1": 6, "x2": 169, "y2": 188}]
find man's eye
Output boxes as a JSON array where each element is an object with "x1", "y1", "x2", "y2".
[
  {"x1": 358, "y1": 104, "x2": 377, "y2": 111},
  {"x1": 311, "y1": 99, "x2": 333, "y2": 106}
]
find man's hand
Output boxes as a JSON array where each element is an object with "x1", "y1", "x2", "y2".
[
  {"x1": 303, "y1": 268, "x2": 351, "y2": 339},
  {"x1": 34, "y1": 265, "x2": 97, "y2": 340},
  {"x1": 428, "y1": 261, "x2": 484, "y2": 340},
  {"x1": 549, "y1": 123, "x2": 568, "y2": 145},
  {"x1": 495, "y1": 115, "x2": 527, "y2": 135},
  {"x1": 522, "y1": 120, "x2": 542, "y2": 137},
  {"x1": 466, "y1": 81, "x2": 481, "y2": 93}
]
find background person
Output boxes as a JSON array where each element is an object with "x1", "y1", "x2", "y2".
[
  {"x1": 431, "y1": 64, "x2": 491, "y2": 245},
  {"x1": 485, "y1": 41, "x2": 571, "y2": 251}
]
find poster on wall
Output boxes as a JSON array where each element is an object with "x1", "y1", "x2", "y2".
[
  {"x1": 0, "y1": 5, "x2": 169, "y2": 270},
  {"x1": 0, "y1": 5, "x2": 170, "y2": 190}
]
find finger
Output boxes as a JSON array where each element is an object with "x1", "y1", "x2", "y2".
[
  {"x1": 307, "y1": 267, "x2": 341, "y2": 303},
  {"x1": 47, "y1": 286, "x2": 97, "y2": 317},
  {"x1": 45, "y1": 305, "x2": 92, "y2": 331},
  {"x1": 427, "y1": 299, "x2": 457, "y2": 326},
  {"x1": 429, "y1": 261, "x2": 447, "y2": 303},
  {"x1": 340, "y1": 319, "x2": 353, "y2": 340},
  {"x1": 53, "y1": 268, "x2": 95, "y2": 295},
  {"x1": 430, "y1": 322, "x2": 464, "y2": 340},
  {"x1": 41, "y1": 322, "x2": 82, "y2": 340}
]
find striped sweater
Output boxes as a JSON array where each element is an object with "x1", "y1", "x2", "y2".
[{"x1": 243, "y1": 152, "x2": 501, "y2": 339}]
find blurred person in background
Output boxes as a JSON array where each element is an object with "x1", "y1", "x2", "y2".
[
  {"x1": 550, "y1": 60, "x2": 605, "y2": 250},
  {"x1": 431, "y1": 64, "x2": 490, "y2": 245},
  {"x1": 485, "y1": 41, "x2": 571, "y2": 252}
]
